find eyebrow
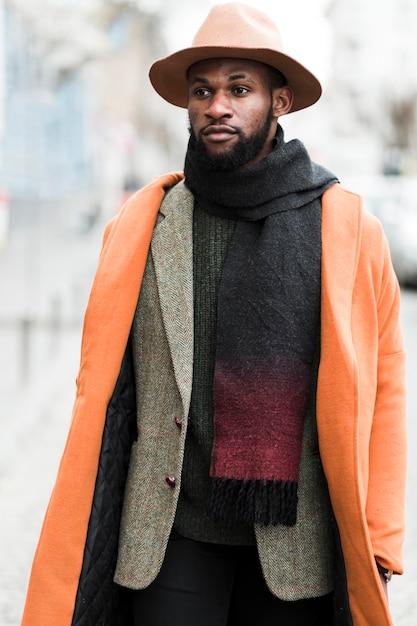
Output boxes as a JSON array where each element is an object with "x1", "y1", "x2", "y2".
[
  {"x1": 229, "y1": 73, "x2": 255, "y2": 83},
  {"x1": 190, "y1": 73, "x2": 256, "y2": 86}
]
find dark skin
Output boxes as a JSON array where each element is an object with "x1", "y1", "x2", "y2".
[{"x1": 187, "y1": 58, "x2": 293, "y2": 168}]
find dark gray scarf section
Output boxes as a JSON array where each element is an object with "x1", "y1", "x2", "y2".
[
  {"x1": 184, "y1": 125, "x2": 337, "y2": 220},
  {"x1": 184, "y1": 126, "x2": 338, "y2": 527}
]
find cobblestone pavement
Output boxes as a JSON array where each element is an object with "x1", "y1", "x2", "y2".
[{"x1": 0, "y1": 224, "x2": 416, "y2": 624}]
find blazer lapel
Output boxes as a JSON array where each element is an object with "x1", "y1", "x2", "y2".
[{"x1": 151, "y1": 181, "x2": 194, "y2": 417}]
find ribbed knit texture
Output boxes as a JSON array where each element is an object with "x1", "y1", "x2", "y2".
[{"x1": 174, "y1": 202, "x2": 256, "y2": 544}]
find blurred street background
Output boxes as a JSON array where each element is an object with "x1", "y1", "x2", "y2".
[{"x1": 0, "y1": 0, "x2": 416, "y2": 624}]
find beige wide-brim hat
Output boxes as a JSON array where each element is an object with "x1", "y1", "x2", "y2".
[{"x1": 149, "y1": 2, "x2": 322, "y2": 113}]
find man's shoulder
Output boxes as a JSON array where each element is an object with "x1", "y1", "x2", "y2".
[
  {"x1": 322, "y1": 182, "x2": 386, "y2": 248},
  {"x1": 103, "y1": 173, "x2": 186, "y2": 240},
  {"x1": 159, "y1": 178, "x2": 193, "y2": 216},
  {"x1": 323, "y1": 183, "x2": 379, "y2": 227},
  {"x1": 162, "y1": 177, "x2": 190, "y2": 200},
  {"x1": 323, "y1": 182, "x2": 362, "y2": 209}
]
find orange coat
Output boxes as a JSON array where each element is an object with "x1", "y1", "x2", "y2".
[{"x1": 21, "y1": 173, "x2": 406, "y2": 626}]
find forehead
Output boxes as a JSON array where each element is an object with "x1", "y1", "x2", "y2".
[{"x1": 188, "y1": 57, "x2": 270, "y2": 83}]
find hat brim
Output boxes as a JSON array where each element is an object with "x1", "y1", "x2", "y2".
[{"x1": 149, "y1": 46, "x2": 322, "y2": 113}]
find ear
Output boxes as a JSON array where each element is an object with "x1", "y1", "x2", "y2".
[{"x1": 272, "y1": 86, "x2": 294, "y2": 118}]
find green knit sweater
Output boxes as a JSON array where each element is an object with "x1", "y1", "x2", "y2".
[{"x1": 173, "y1": 202, "x2": 256, "y2": 544}]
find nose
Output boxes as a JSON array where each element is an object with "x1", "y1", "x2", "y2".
[{"x1": 205, "y1": 91, "x2": 233, "y2": 120}]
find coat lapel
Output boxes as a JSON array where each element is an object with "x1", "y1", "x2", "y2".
[
  {"x1": 321, "y1": 184, "x2": 362, "y2": 335},
  {"x1": 151, "y1": 181, "x2": 194, "y2": 417},
  {"x1": 318, "y1": 183, "x2": 362, "y2": 450}
]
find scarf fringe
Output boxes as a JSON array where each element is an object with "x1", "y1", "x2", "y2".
[{"x1": 208, "y1": 477, "x2": 298, "y2": 527}]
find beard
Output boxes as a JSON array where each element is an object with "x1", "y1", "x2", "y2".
[{"x1": 188, "y1": 105, "x2": 275, "y2": 172}]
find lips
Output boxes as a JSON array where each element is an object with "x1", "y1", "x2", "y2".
[
  {"x1": 201, "y1": 124, "x2": 237, "y2": 144},
  {"x1": 202, "y1": 125, "x2": 237, "y2": 143},
  {"x1": 203, "y1": 124, "x2": 236, "y2": 135}
]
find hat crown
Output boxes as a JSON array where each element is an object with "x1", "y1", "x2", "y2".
[
  {"x1": 149, "y1": 2, "x2": 321, "y2": 113},
  {"x1": 191, "y1": 3, "x2": 285, "y2": 52}
]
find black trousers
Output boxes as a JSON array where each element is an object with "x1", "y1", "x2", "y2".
[{"x1": 130, "y1": 532, "x2": 333, "y2": 626}]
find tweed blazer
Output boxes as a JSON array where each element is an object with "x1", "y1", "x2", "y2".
[{"x1": 113, "y1": 181, "x2": 335, "y2": 600}]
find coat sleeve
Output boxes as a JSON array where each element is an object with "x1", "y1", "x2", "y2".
[{"x1": 363, "y1": 216, "x2": 407, "y2": 574}]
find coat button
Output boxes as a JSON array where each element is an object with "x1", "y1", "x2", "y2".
[
  {"x1": 165, "y1": 475, "x2": 176, "y2": 487},
  {"x1": 175, "y1": 417, "x2": 182, "y2": 429}
]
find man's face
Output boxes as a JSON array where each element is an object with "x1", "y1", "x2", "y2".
[{"x1": 187, "y1": 58, "x2": 280, "y2": 171}]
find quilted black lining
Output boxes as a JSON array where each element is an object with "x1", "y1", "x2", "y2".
[
  {"x1": 72, "y1": 339, "x2": 137, "y2": 626},
  {"x1": 332, "y1": 517, "x2": 353, "y2": 625}
]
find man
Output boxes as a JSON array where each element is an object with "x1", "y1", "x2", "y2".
[{"x1": 22, "y1": 4, "x2": 406, "y2": 626}]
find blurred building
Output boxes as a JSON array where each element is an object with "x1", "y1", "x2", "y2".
[
  {"x1": 0, "y1": 0, "x2": 182, "y2": 240},
  {"x1": 322, "y1": 0, "x2": 417, "y2": 177},
  {"x1": 88, "y1": 1, "x2": 186, "y2": 215},
  {"x1": 1, "y1": 0, "x2": 417, "y2": 230},
  {"x1": 0, "y1": 1, "x2": 105, "y2": 237}
]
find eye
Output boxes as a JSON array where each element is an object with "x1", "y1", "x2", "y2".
[
  {"x1": 232, "y1": 86, "x2": 250, "y2": 96},
  {"x1": 193, "y1": 87, "x2": 211, "y2": 97}
]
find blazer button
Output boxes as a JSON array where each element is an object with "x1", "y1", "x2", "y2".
[
  {"x1": 175, "y1": 417, "x2": 182, "y2": 429},
  {"x1": 165, "y1": 475, "x2": 176, "y2": 488}
]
